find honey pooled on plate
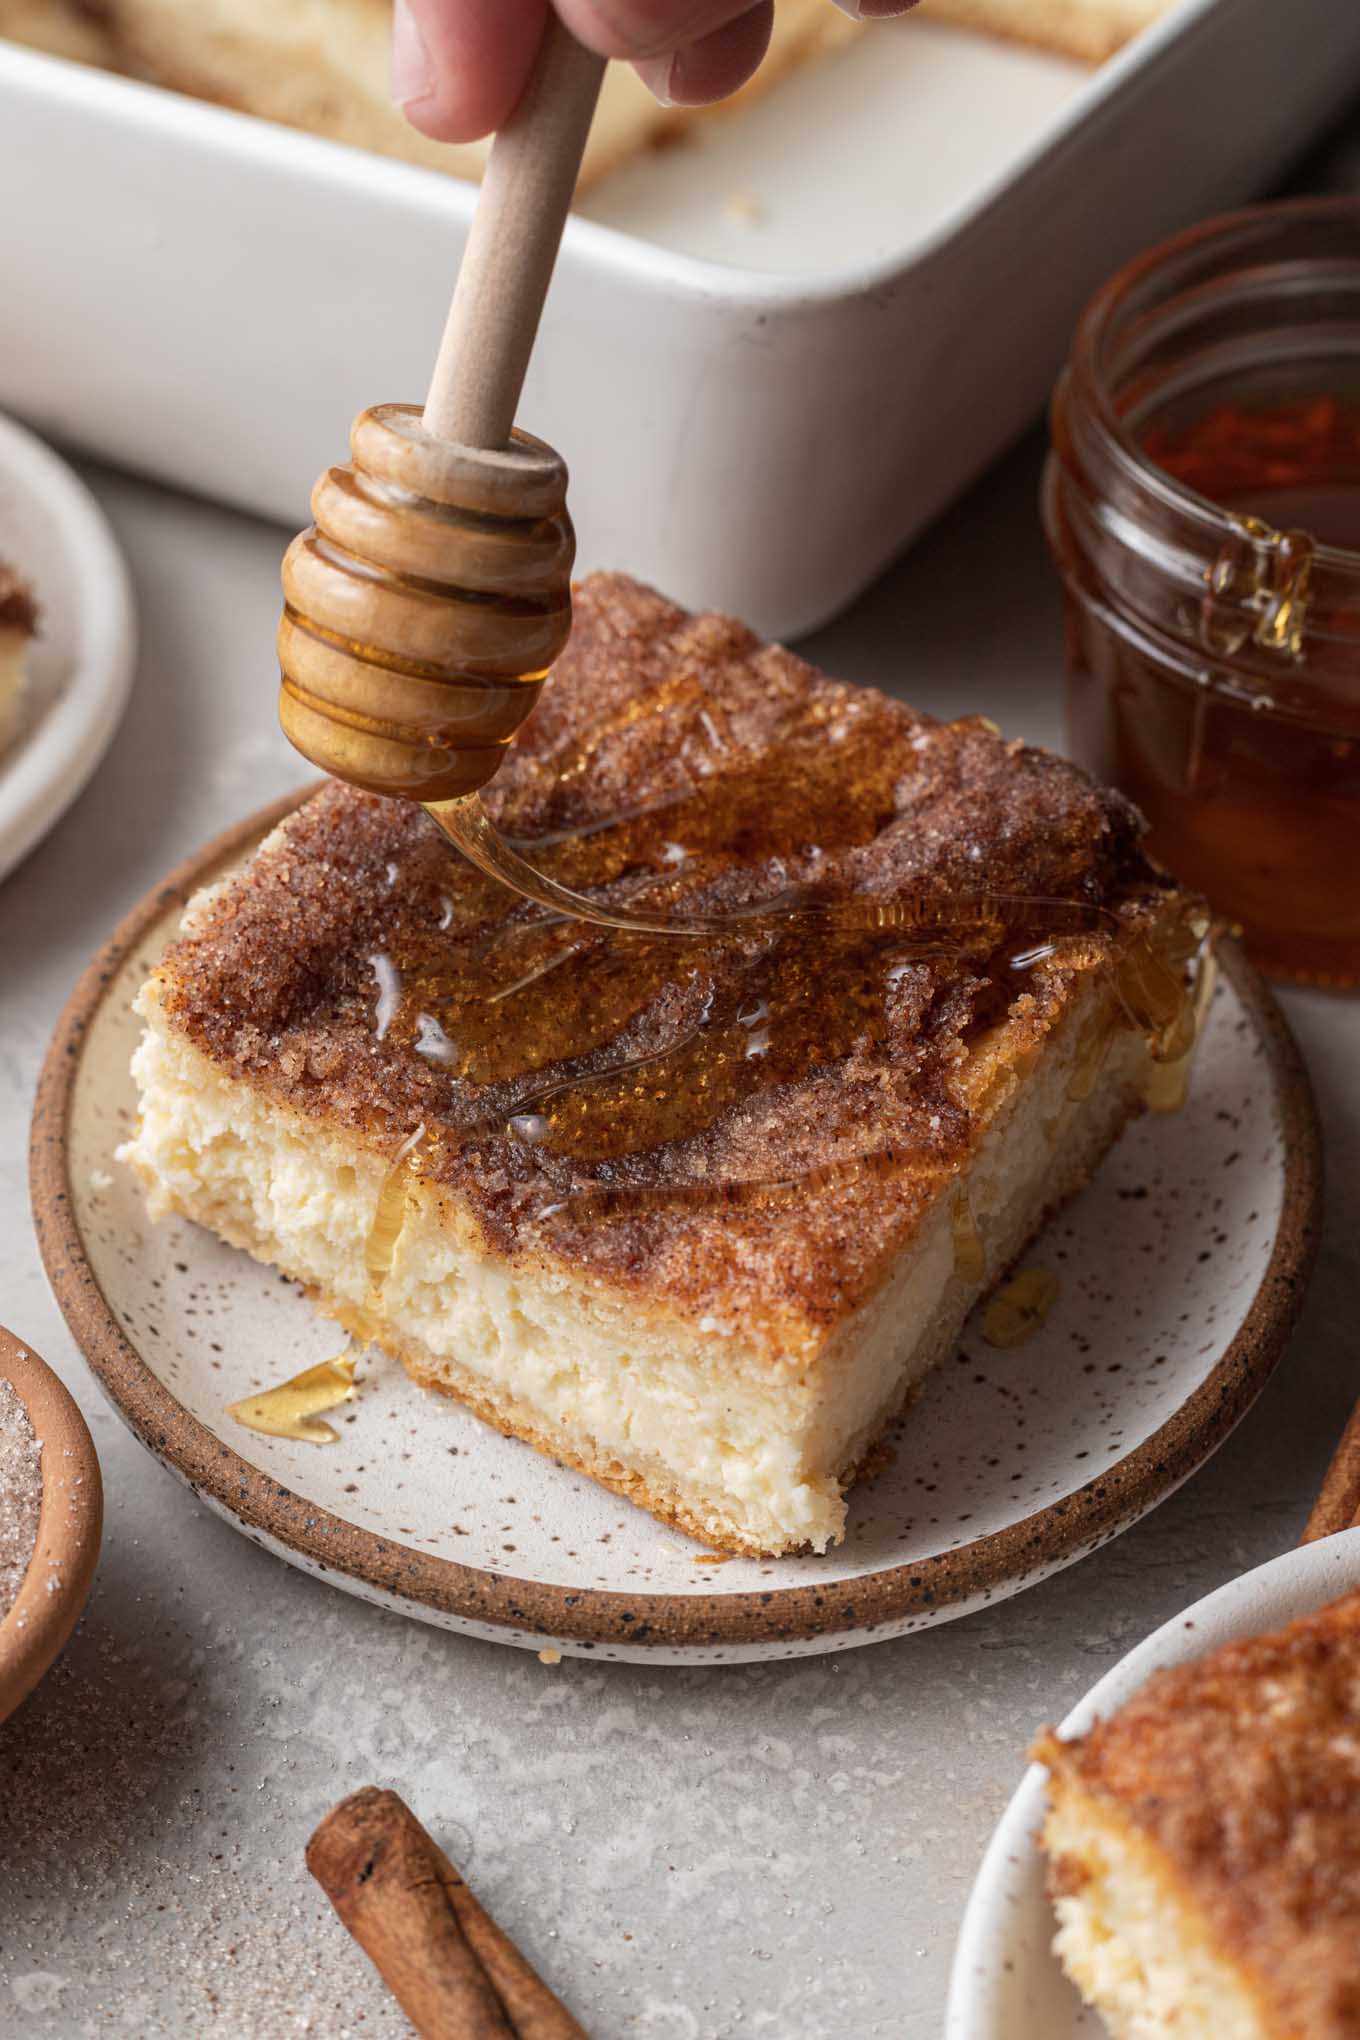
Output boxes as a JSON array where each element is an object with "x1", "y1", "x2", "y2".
[
  {"x1": 981, "y1": 1266, "x2": 1059, "y2": 1348},
  {"x1": 227, "y1": 1354, "x2": 358, "y2": 1446}
]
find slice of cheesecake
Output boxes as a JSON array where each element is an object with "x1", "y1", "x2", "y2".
[
  {"x1": 1038, "y1": 1587, "x2": 1360, "y2": 2039},
  {"x1": 0, "y1": 563, "x2": 37, "y2": 756},
  {"x1": 121, "y1": 572, "x2": 1205, "y2": 1556}
]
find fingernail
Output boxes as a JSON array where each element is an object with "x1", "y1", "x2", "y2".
[
  {"x1": 831, "y1": 0, "x2": 915, "y2": 15},
  {"x1": 391, "y1": 0, "x2": 433, "y2": 107},
  {"x1": 634, "y1": 53, "x2": 676, "y2": 106}
]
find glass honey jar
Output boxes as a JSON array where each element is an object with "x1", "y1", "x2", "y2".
[{"x1": 1044, "y1": 197, "x2": 1360, "y2": 988}]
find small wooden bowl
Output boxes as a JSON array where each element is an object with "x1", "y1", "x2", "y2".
[{"x1": 0, "y1": 1326, "x2": 102, "y2": 1723}]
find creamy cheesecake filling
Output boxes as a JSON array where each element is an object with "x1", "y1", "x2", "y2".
[
  {"x1": 1045, "y1": 1790, "x2": 1271, "y2": 2040},
  {"x1": 122, "y1": 968, "x2": 1158, "y2": 1554}
]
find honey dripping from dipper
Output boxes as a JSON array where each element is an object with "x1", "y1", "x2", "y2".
[{"x1": 348, "y1": 760, "x2": 1211, "y2": 1244}]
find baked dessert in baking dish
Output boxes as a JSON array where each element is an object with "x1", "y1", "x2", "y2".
[
  {"x1": 0, "y1": 0, "x2": 118, "y2": 67},
  {"x1": 0, "y1": 0, "x2": 1177, "y2": 178},
  {"x1": 121, "y1": 572, "x2": 1205, "y2": 1556},
  {"x1": 918, "y1": 0, "x2": 1171, "y2": 63},
  {"x1": 1038, "y1": 1588, "x2": 1360, "y2": 2038},
  {"x1": 0, "y1": 0, "x2": 857, "y2": 188}
]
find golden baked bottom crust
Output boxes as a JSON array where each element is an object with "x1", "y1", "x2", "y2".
[
  {"x1": 152, "y1": 570, "x2": 1189, "y2": 1350},
  {"x1": 1039, "y1": 1589, "x2": 1360, "y2": 2038}
]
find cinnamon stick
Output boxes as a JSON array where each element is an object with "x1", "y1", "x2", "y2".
[
  {"x1": 1301, "y1": 1400, "x2": 1360, "y2": 1545},
  {"x1": 307, "y1": 1787, "x2": 586, "y2": 2039}
]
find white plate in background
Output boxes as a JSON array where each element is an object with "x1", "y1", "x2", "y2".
[
  {"x1": 0, "y1": 412, "x2": 135, "y2": 883},
  {"x1": 946, "y1": 1528, "x2": 1360, "y2": 2038}
]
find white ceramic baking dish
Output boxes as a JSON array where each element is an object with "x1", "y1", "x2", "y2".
[{"x1": 4, "y1": 1, "x2": 1359, "y2": 636}]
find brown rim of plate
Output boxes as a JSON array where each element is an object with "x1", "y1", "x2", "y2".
[
  {"x1": 0, "y1": 1327, "x2": 103, "y2": 1721},
  {"x1": 30, "y1": 792, "x2": 1322, "y2": 1653}
]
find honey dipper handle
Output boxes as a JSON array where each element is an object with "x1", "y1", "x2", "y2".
[{"x1": 423, "y1": 16, "x2": 606, "y2": 450}]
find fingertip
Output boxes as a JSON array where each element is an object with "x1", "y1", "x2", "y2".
[
  {"x1": 555, "y1": 1, "x2": 758, "y2": 61},
  {"x1": 396, "y1": 82, "x2": 493, "y2": 146},
  {"x1": 662, "y1": 2, "x2": 774, "y2": 106},
  {"x1": 393, "y1": 0, "x2": 551, "y2": 143},
  {"x1": 552, "y1": 0, "x2": 658, "y2": 59}
]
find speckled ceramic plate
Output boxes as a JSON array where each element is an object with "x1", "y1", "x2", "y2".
[
  {"x1": 946, "y1": 1526, "x2": 1360, "y2": 2038},
  {"x1": 32, "y1": 799, "x2": 1320, "y2": 1664}
]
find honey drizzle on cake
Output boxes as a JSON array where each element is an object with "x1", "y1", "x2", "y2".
[
  {"x1": 359, "y1": 755, "x2": 1212, "y2": 1228},
  {"x1": 950, "y1": 1186, "x2": 987, "y2": 1283},
  {"x1": 363, "y1": 1124, "x2": 427, "y2": 1296}
]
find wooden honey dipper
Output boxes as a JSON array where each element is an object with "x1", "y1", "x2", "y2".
[{"x1": 278, "y1": 19, "x2": 605, "y2": 802}]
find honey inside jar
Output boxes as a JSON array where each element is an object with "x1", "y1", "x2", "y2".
[{"x1": 1045, "y1": 198, "x2": 1360, "y2": 988}]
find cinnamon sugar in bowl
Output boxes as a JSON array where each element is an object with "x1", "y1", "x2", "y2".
[{"x1": 0, "y1": 1327, "x2": 102, "y2": 1723}]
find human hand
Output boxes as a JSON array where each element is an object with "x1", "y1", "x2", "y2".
[{"x1": 393, "y1": 0, "x2": 916, "y2": 142}]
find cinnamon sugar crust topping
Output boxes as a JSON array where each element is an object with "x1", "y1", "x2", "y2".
[
  {"x1": 153, "y1": 573, "x2": 1185, "y2": 1337},
  {"x1": 1038, "y1": 1588, "x2": 1360, "y2": 2038}
]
